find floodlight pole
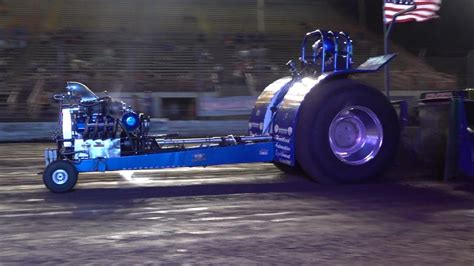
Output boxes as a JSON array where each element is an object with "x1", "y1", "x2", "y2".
[{"x1": 384, "y1": 4, "x2": 416, "y2": 98}]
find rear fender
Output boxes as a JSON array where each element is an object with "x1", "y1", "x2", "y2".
[{"x1": 248, "y1": 77, "x2": 293, "y2": 135}]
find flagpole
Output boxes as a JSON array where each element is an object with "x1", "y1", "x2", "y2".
[
  {"x1": 383, "y1": 1, "x2": 389, "y2": 97},
  {"x1": 383, "y1": 3, "x2": 417, "y2": 98}
]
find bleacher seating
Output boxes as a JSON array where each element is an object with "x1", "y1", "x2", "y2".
[{"x1": 0, "y1": 0, "x2": 456, "y2": 121}]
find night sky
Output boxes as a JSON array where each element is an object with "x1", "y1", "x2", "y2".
[{"x1": 331, "y1": 0, "x2": 474, "y2": 57}]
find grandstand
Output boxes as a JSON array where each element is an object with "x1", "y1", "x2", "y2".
[{"x1": 0, "y1": 0, "x2": 456, "y2": 121}]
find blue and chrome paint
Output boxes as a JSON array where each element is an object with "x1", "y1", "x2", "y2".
[
  {"x1": 248, "y1": 77, "x2": 293, "y2": 135},
  {"x1": 74, "y1": 142, "x2": 275, "y2": 172},
  {"x1": 55, "y1": 29, "x2": 398, "y2": 174},
  {"x1": 122, "y1": 112, "x2": 140, "y2": 131},
  {"x1": 271, "y1": 76, "x2": 323, "y2": 165},
  {"x1": 249, "y1": 52, "x2": 397, "y2": 166}
]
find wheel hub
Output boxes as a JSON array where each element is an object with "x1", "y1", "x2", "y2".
[
  {"x1": 331, "y1": 120, "x2": 360, "y2": 148},
  {"x1": 52, "y1": 169, "x2": 69, "y2": 185},
  {"x1": 329, "y1": 106, "x2": 383, "y2": 165}
]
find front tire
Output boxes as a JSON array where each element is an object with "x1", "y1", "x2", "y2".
[
  {"x1": 43, "y1": 160, "x2": 78, "y2": 193},
  {"x1": 296, "y1": 79, "x2": 399, "y2": 184}
]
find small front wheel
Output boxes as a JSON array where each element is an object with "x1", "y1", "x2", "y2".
[{"x1": 43, "y1": 160, "x2": 78, "y2": 193}]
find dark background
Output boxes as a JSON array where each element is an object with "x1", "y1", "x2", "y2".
[
  {"x1": 331, "y1": 0, "x2": 474, "y2": 56},
  {"x1": 0, "y1": 0, "x2": 470, "y2": 122}
]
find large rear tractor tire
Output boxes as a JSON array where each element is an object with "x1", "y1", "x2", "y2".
[
  {"x1": 273, "y1": 162, "x2": 302, "y2": 175},
  {"x1": 296, "y1": 79, "x2": 400, "y2": 184}
]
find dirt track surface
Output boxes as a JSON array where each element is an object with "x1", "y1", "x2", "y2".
[{"x1": 1, "y1": 143, "x2": 474, "y2": 264}]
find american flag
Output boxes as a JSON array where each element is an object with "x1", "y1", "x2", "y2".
[{"x1": 384, "y1": 0, "x2": 442, "y2": 24}]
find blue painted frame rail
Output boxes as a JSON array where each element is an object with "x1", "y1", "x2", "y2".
[{"x1": 75, "y1": 142, "x2": 275, "y2": 172}]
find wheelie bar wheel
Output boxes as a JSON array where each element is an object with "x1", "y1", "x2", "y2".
[{"x1": 43, "y1": 160, "x2": 78, "y2": 193}]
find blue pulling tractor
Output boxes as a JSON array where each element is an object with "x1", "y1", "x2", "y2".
[{"x1": 43, "y1": 30, "x2": 400, "y2": 192}]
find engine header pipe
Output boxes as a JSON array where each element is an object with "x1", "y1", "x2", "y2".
[
  {"x1": 325, "y1": 31, "x2": 337, "y2": 71},
  {"x1": 336, "y1": 31, "x2": 353, "y2": 70},
  {"x1": 300, "y1": 30, "x2": 324, "y2": 66}
]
